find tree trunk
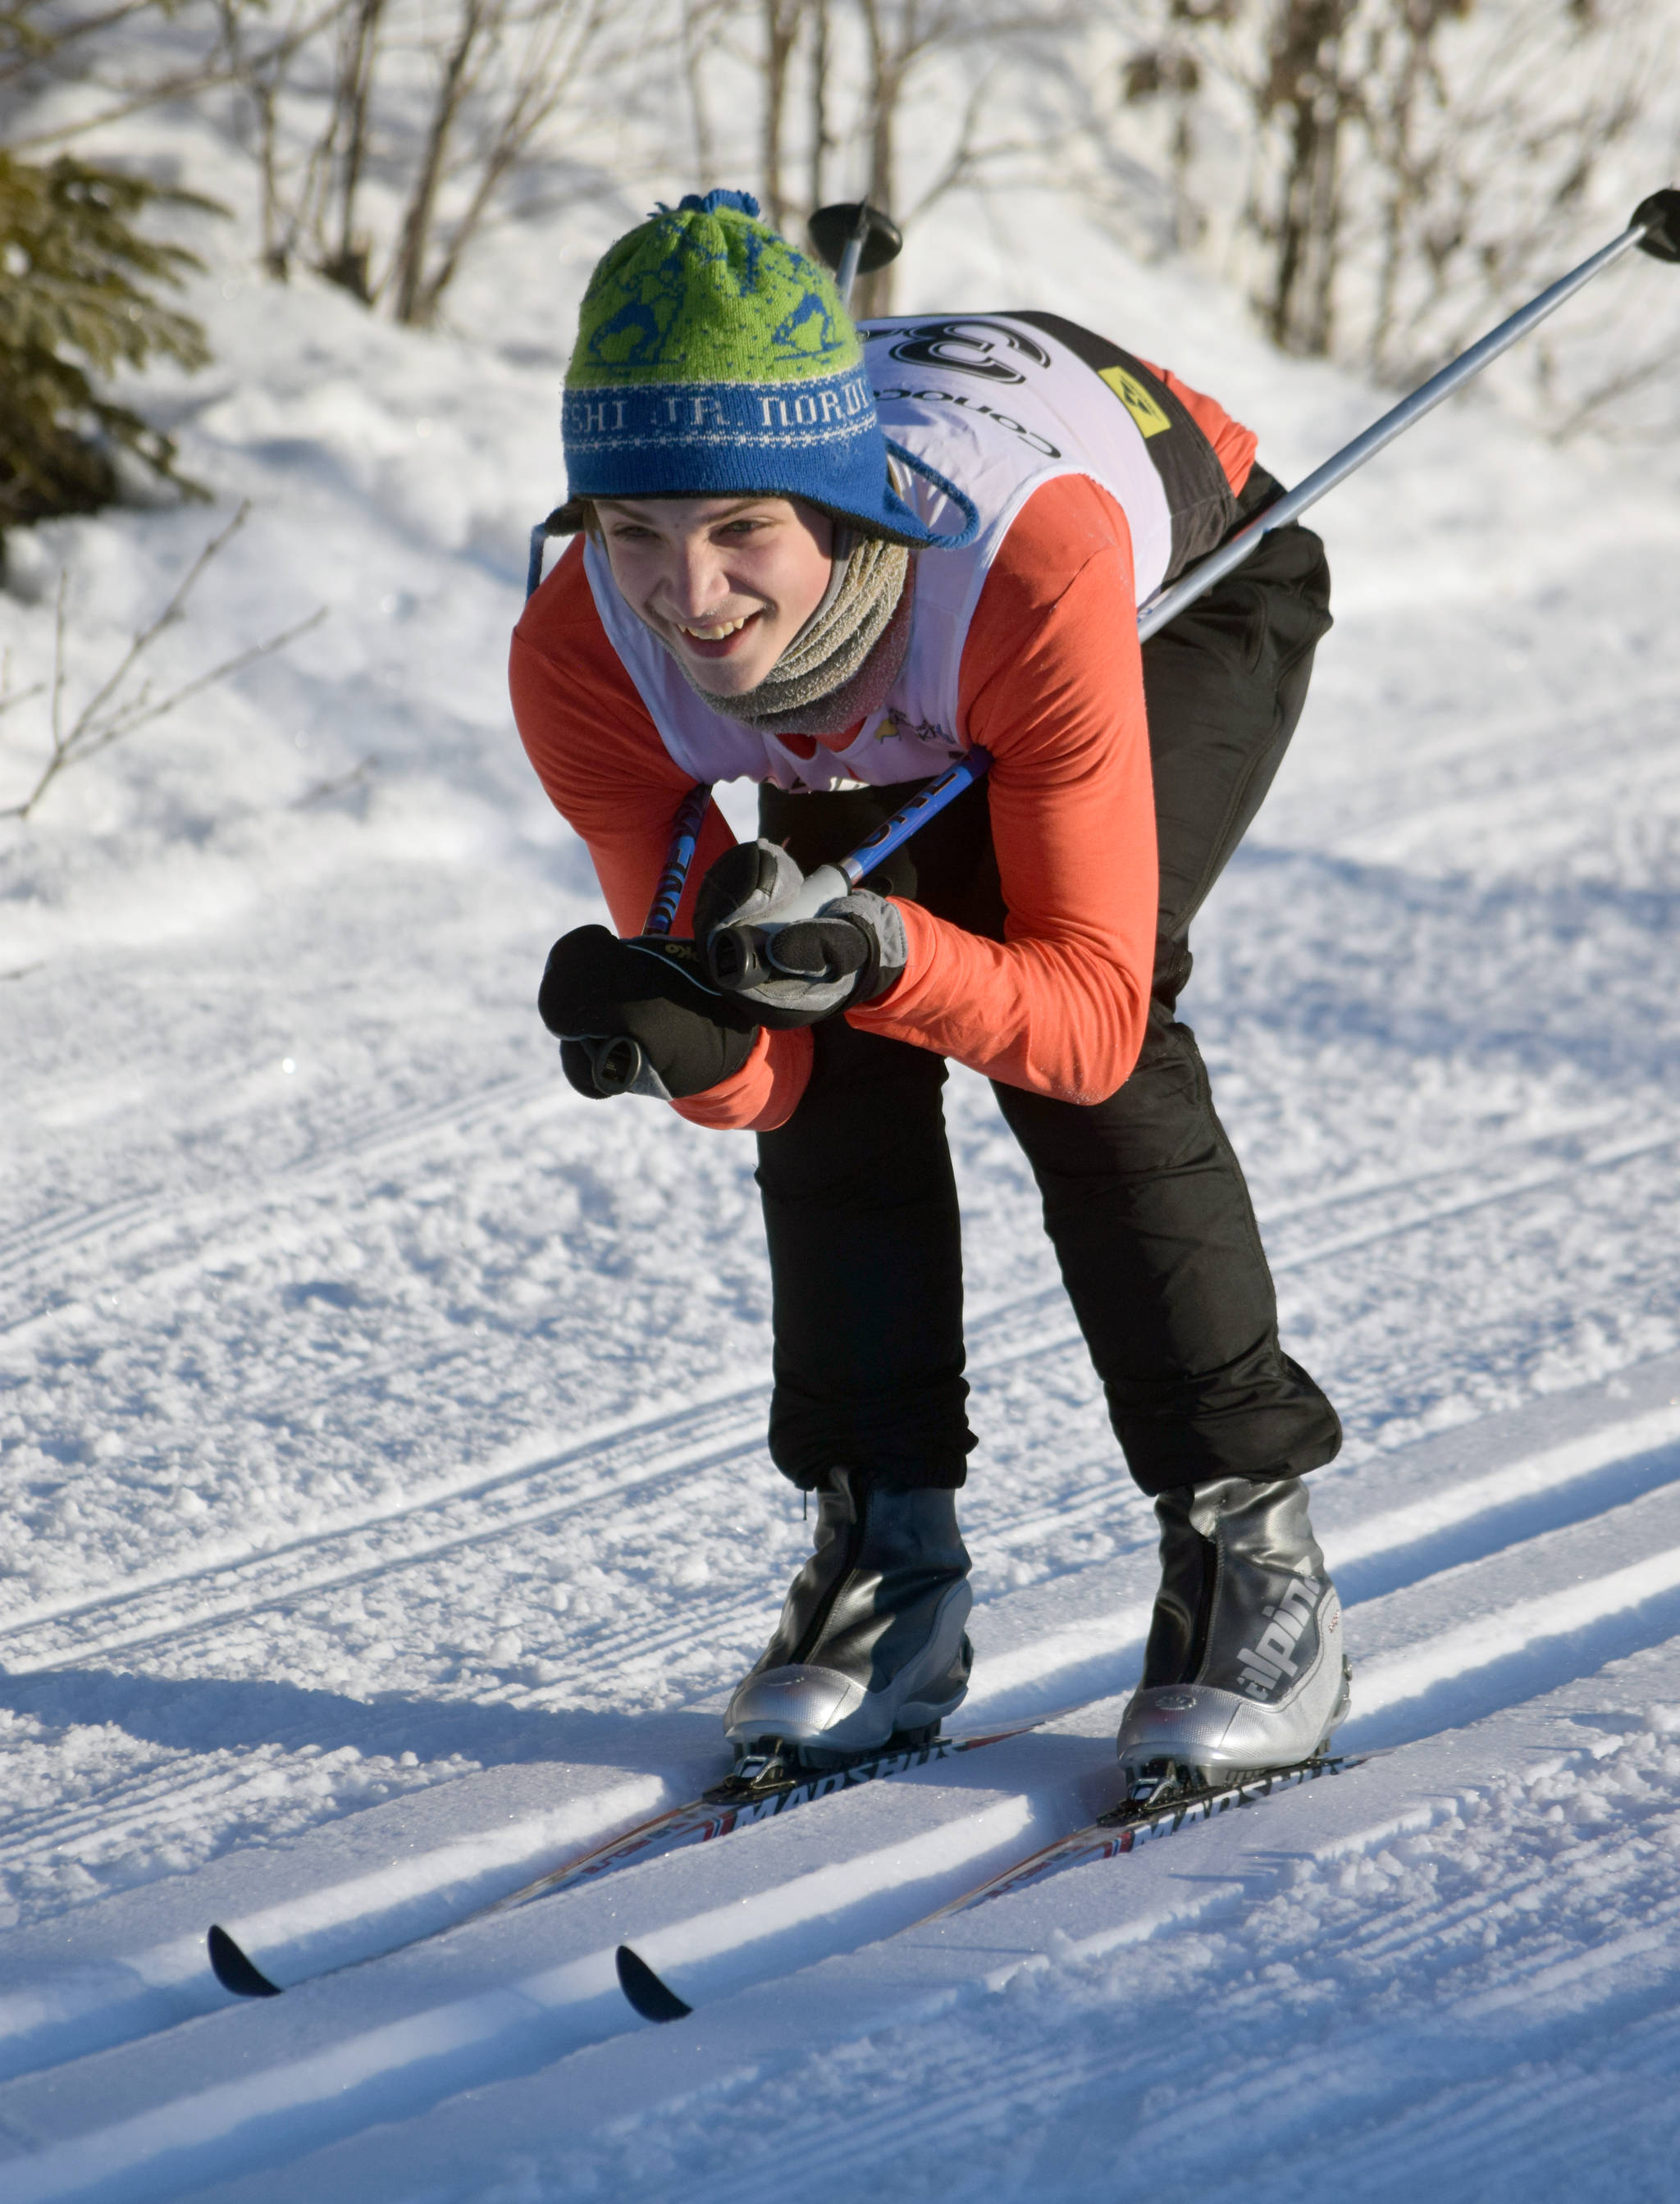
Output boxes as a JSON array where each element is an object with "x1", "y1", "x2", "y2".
[
  {"x1": 1256, "y1": 0, "x2": 1355, "y2": 356},
  {"x1": 683, "y1": 0, "x2": 719, "y2": 189},
  {"x1": 388, "y1": 0, "x2": 484, "y2": 326},
  {"x1": 324, "y1": 0, "x2": 385, "y2": 297},
  {"x1": 856, "y1": 0, "x2": 902, "y2": 316},
  {"x1": 808, "y1": 0, "x2": 830, "y2": 212},
  {"x1": 761, "y1": 0, "x2": 802, "y2": 230}
]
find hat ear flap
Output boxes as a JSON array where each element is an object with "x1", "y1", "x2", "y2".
[{"x1": 881, "y1": 440, "x2": 980, "y2": 551}]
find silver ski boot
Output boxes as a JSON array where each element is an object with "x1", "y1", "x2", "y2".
[
  {"x1": 725, "y1": 1467, "x2": 973, "y2": 1765},
  {"x1": 1116, "y1": 1475, "x2": 1349, "y2": 1782}
]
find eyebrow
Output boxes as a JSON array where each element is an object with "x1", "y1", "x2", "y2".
[{"x1": 596, "y1": 497, "x2": 775, "y2": 520}]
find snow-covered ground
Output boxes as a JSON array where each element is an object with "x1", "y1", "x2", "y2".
[{"x1": 4, "y1": 103, "x2": 1680, "y2": 2202}]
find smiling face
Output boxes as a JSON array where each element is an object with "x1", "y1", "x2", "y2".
[{"x1": 593, "y1": 495, "x2": 834, "y2": 696}]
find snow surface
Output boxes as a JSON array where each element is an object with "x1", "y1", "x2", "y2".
[{"x1": 4, "y1": 96, "x2": 1680, "y2": 2204}]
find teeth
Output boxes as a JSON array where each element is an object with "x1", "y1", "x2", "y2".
[{"x1": 678, "y1": 615, "x2": 751, "y2": 640}]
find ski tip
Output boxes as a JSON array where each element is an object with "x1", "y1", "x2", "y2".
[
  {"x1": 208, "y1": 1923, "x2": 283, "y2": 1999},
  {"x1": 615, "y1": 1943, "x2": 692, "y2": 2024}
]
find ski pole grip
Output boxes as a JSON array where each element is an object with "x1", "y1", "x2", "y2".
[
  {"x1": 579, "y1": 1034, "x2": 673, "y2": 1100},
  {"x1": 706, "y1": 863, "x2": 852, "y2": 989},
  {"x1": 1634, "y1": 187, "x2": 1680, "y2": 262},
  {"x1": 707, "y1": 754, "x2": 995, "y2": 988},
  {"x1": 588, "y1": 1035, "x2": 646, "y2": 1095}
]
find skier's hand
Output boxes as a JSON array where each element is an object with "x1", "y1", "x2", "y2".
[
  {"x1": 696, "y1": 840, "x2": 906, "y2": 1030},
  {"x1": 538, "y1": 926, "x2": 757, "y2": 1100}
]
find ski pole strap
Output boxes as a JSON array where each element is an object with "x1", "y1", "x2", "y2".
[
  {"x1": 833, "y1": 746, "x2": 993, "y2": 888},
  {"x1": 643, "y1": 780, "x2": 714, "y2": 938}
]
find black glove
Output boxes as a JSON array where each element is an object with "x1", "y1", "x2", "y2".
[
  {"x1": 538, "y1": 926, "x2": 757, "y2": 1100},
  {"x1": 696, "y1": 840, "x2": 907, "y2": 1030}
]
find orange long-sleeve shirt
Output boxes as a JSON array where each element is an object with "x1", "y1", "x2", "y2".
[{"x1": 510, "y1": 375, "x2": 1253, "y2": 1134}]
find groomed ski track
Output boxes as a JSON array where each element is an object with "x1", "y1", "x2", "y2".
[
  {"x1": 6, "y1": 121, "x2": 1680, "y2": 2204},
  {"x1": 3, "y1": 1362, "x2": 1680, "y2": 2202}
]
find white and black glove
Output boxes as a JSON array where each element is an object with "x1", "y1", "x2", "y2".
[{"x1": 696, "y1": 839, "x2": 907, "y2": 1030}]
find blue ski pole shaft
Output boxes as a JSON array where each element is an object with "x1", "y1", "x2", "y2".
[
  {"x1": 642, "y1": 781, "x2": 714, "y2": 938},
  {"x1": 834, "y1": 744, "x2": 993, "y2": 884},
  {"x1": 587, "y1": 749, "x2": 993, "y2": 1096},
  {"x1": 641, "y1": 743, "x2": 995, "y2": 942},
  {"x1": 568, "y1": 787, "x2": 712, "y2": 1099}
]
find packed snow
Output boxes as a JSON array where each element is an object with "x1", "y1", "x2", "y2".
[{"x1": 4, "y1": 84, "x2": 1680, "y2": 2204}]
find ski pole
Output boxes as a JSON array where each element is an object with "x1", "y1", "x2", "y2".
[
  {"x1": 829, "y1": 742, "x2": 991, "y2": 883},
  {"x1": 1138, "y1": 187, "x2": 1680, "y2": 641},
  {"x1": 703, "y1": 746, "x2": 992, "y2": 991},
  {"x1": 565, "y1": 784, "x2": 713, "y2": 1097},
  {"x1": 573, "y1": 184, "x2": 1680, "y2": 1089},
  {"x1": 637, "y1": 742, "x2": 990, "y2": 947},
  {"x1": 585, "y1": 747, "x2": 993, "y2": 1095},
  {"x1": 655, "y1": 742, "x2": 991, "y2": 954},
  {"x1": 641, "y1": 780, "x2": 714, "y2": 938},
  {"x1": 808, "y1": 200, "x2": 904, "y2": 309}
]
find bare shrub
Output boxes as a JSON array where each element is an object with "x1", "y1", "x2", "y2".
[{"x1": 2, "y1": 503, "x2": 325, "y2": 820}]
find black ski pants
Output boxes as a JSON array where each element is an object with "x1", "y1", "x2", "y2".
[{"x1": 755, "y1": 467, "x2": 1342, "y2": 1499}]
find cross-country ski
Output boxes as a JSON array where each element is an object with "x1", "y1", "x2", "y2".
[
  {"x1": 204, "y1": 1707, "x2": 1058, "y2": 1997},
  {"x1": 613, "y1": 1747, "x2": 1368, "y2": 2023}
]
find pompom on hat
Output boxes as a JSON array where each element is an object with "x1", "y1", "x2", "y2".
[{"x1": 553, "y1": 189, "x2": 976, "y2": 551}]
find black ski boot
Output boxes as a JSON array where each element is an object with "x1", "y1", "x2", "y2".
[
  {"x1": 1116, "y1": 1475, "x2": 1349, "y2": 1782},
  {"x1": 725, "y1": 1467, "x2": 973, "y2": 1764}
]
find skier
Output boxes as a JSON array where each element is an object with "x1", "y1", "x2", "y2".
[{"x1": 511, "y1": 189, "x2": 1349, "y2": 1783}]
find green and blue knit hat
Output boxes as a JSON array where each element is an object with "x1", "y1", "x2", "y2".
[{"x1": 558, "y1": 189, "x2": 975, "y2": 550}]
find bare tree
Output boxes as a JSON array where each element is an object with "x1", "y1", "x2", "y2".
[
  {"x1": 386, "y1": 0, "x2": 486, "y2": 323},
  {"x1": 1121, "y1": 39, "x2": 1208, "y2": 253},
  {"x1": 1111, "y1": 0, "x2": 1673, "y2": 423},
  {"x1": 3, "y1": 0, "x2": 261, "y2": 146},
  {"x1": 760, "y1": 0, "x2": 803, "y2": 226},
  {"x1": 681, "y1": 0, "x2": 728, "y2": 189},
  {"x1": 2, "y1": 0, "x2": 158, "y2": 95},
  {"x1": 1356, "y1": 0, "x2": 1469, "y2": 374},
  {"x1": 1352, "y1": 0, "x2": 1661, "y2": 385},
  {"x1": 630, "y1": 0, "x2": 1084, "y2": 306},
  {"x1": 1249, "y1": 0, "x2": 1358, "y2": 353},
  {"x1": 317, "y1": 0, "x2": 385, "y2": 295},
  {"x1": 208, "y1": 0, "x2": 619, "y2": 323},
  {"x1": 360, "y1": 0, "x2": 616, "y2": 325},
  {"x1": 829, "y1": 0, "x2": 1080, "y2": 311},
  {"x1": 807, "y1": 0, "x2": 832, "y2": 208},
  {"x1": 208, "y1": 0, "x2": 352, "y2": 279}
]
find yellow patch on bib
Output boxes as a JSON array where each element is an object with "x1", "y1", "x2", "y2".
[{"x1": 1098, "y1": 365, "x2": 1171, "y2": 439}]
